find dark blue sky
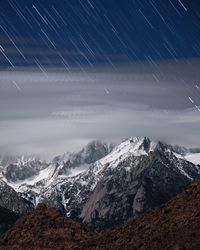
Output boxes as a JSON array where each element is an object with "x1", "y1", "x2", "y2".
[
  {"x1": 0, "y1": 0, "x2": 200, "y2": 68},
  {"x1": 0, "y1": 0, "x2": 200, "y2": 157}
]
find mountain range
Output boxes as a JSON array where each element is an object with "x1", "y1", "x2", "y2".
[{"x1": 0, "y1": 137, "x2": 200, "y2": 231}]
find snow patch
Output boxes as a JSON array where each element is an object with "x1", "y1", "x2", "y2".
[{"x1": 185, "y1": 153, "x2": 200, "y2": 165}]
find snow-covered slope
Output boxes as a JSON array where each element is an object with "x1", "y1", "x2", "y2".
[{"x1": 185, "y1": 153, "x2": 200, "y2": 165}]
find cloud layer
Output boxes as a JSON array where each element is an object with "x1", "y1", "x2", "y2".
[{"x1": 0, "y1": 59, "x2": 200, "y2": 159}]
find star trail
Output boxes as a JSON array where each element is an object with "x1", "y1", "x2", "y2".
[{"x1": 0, "y1": 0, "x2": 200, "y2": 69}]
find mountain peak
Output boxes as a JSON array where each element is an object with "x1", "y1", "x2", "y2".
[
  {"x1": 52, "y1": 140, "x2": 114, "y2": 175},
  {"x1": 114, "y1": 136, "x2": 156, "y2": 156},
  {"x1": 94, "y1": 136, "x2": 157, "y2": 173}
]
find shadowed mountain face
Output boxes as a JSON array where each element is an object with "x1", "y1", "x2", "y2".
[
  {"x1": 2, "y1": 180, "x2": 200, "y2": 249},
  {"x1": 0, "y1": 207, "x2": 19, "y2": 236},
  {"x1": 0, "y1": 180, "x2": 33, "y2": 215}
]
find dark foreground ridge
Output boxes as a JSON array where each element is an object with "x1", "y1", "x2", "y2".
[
  {"x1": 1, "y1": 179, "x2": 200, "y2": 249},
  {"x1": 0, "y1": 203, "x2": 97, "y2": 249}
]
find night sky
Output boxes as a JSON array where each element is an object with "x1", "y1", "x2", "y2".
[
  {"x1": 0, "y1": 0, "x2": 200, "y2": 158},
  {"x1": 0, "y1": 0, "x2": 200, "y2": 68}
]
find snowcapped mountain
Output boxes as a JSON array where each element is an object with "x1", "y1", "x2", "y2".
[
  {"x1": 0, "y1": 141, "x2": 113, "y2": 209},
  {"x1": 79, "y1": 137, "x2": 200, "y2": 229},
  {"x1": 0, "y1": 137, "x2": 200, "y2": 229}
]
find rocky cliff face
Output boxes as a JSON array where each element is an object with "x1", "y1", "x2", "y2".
[{"x1": 94, "y1": 179, "x2": 200, "y2": 250}]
